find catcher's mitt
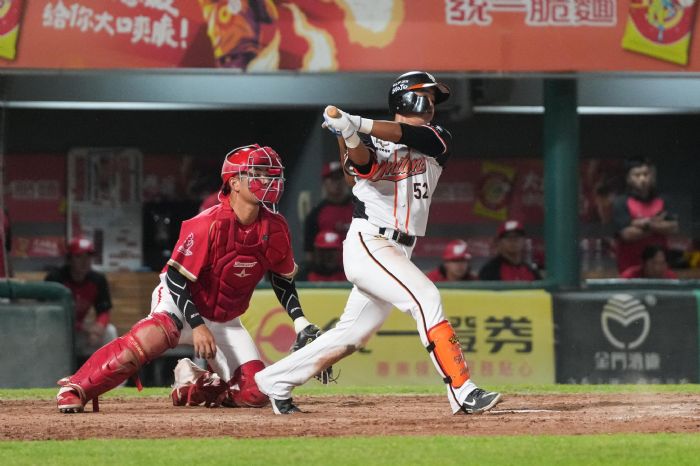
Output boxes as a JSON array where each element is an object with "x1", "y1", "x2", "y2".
[{"x1": 291, "y1": 324, "x2": 337, "y2": 384}]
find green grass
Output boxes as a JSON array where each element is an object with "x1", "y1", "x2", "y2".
[
  {"x1": 3, "y1": 383, "x2": 699, "y2": 400},
  {"x1": 1, "y1": 435, "x2": 699, "y2": 466}
]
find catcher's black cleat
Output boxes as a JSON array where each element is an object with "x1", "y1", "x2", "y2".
[
  {"x1": 271, "y1": 398, "x2": 302, "y2": 415},
  {"x1": 460, "y1": 388, "x2": 502, "y2": 414}
]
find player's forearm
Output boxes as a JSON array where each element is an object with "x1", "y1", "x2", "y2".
[
  {"x1": 619, "y1": 225, "x2": 647, "y2": 241},
  {"x1": 650, "y1": 219, "x2": 679, "y2": 235},
  {"x1": 166, "y1": 266, "x2": 205, "y2": 329},
  {"x1": 367, "y1": 120, "x2": 403, "y2": 143},
  {"x1": 336, "y1": 137, "x2": 356, "y2": 186},
  {"x1": 269, "y1": 272, "x2": 310, "y2": 333},
  {"x1": 346, "y1": 143, "x2": 372, "y2": 167}
]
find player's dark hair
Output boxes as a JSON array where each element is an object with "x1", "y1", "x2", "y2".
[
  {"x1": 624, "y1": 156, "x2": 653, "y2": 176},
  {"x1": 221, "y1": 182, "x2": 231, "y2": 196}
]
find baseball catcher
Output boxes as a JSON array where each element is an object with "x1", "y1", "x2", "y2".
[{"x1": 56, "y1": 143, "x2": 326, "y2": 412}]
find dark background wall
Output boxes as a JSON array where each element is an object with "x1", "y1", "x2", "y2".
[{"x1": 4, "y1": 107, "x2": 699, "y2": 272}]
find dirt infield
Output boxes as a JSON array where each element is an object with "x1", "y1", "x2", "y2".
[{"x1": 2, "y1": 393, "x2": 699, "y2": 440}]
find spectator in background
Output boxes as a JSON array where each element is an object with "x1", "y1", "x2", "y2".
[
  {"x1": 479, "y1": 220, "x2": 541, "y2": 281},
  {"x1": 303, "y1": 161, "x2": 353, "y2": 265},
  {"x1": 621, "y1": 245, "x2": 678, "y2": 279},
  {"x1": 613, "y1": 157, "x2": 679, "y2": 273},
  {"x1": 305, "y1": 230, "x2": 346, "y2": 282},
  {"x1": 426, "y1": 239, "x2": 477, "y2": 282},
  {"x1": 45, "y1": 237, "x2": 117, "y2": 358}
]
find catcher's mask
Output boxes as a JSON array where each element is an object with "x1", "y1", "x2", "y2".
[
  {"x1": 388, "y1": 71, "x2": 450, "y2": 116},
  {"x1": 220, "y1": 144, "x2": 285, "y2": 207}
]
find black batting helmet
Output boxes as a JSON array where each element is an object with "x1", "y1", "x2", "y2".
[{"x1": 388, "y1": 71, "x2": 450, "y2": 115}]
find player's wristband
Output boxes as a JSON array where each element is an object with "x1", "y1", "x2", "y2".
[
  {"x1": 293, "y1": 316, "x2": 311, "y2": 334},
  {"x1": 188, "y1": 313, "x2": 205, "y2": 329},
  {"x1": 358, "y1": 117, "x2": 374, "y2": 134},
  {"x1": 345, "y1": 131, "x2": 361, "y2": 149}
]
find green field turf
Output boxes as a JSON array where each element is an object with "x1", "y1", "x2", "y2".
[
  {"x1": 1, "y1": 435, "x2": 699, "y2": 466},
  {"x1": 2, "y1": 385, "x2": 699, "y2": 466}
]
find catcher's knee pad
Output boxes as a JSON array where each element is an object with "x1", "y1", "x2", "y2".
[
  {"x1": 129, "y1": 312, "x2": 181, "y2": 362},
  {"x1": 426, "y1": 320, "x2": 470, "y2": 389},
  {"x1": 63, "y1": 312, "x2": 181, "y2": 403},
  {"x1": 228, "y1": 360, "x2": 268, "y2": 407}
]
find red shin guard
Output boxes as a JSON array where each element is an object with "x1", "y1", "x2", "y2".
[{"x1": 59, "y1": 312, "x2": 180, "y2": 405}]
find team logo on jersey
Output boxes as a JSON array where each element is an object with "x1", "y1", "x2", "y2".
[
  {"x1": 177, "y1": 233, "x2": 194, "y2": 256},
  {"x1": 233, "y1": 260, "x2": 257, "y2": 278},
  {"x1": 370, "y1": 157, "x2": 427, "y2": 182}
]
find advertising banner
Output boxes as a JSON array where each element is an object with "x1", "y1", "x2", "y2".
[
  {"x1": 1, "y1": 1, "x2": 700, "y2": 71},
  {"x1": 67, "y1": 148, "x2": 143, "y2": 270},
  {"x1": 4, "y1": 153, "x2": 66, "y2": 260},
  {"x1": 622, "y1": 0, "x2": 698, "y2": 65},
  {"x1": 554, "y1": 290, "x2": 699, "y2": 384},
  {"x1": 242, "y1": 288, "x2": 555, "y2": 386}
]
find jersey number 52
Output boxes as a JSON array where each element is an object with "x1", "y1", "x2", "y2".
[{"x1": 413, "y1": 182, "x2": 429, "y2": 199}]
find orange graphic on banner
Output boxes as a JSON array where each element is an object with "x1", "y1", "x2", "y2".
[
  {"x1": 622, "y1": 0, "x2": 699, "y2": 65},
  {"x1": 0, "y1": 0, "x2": 23, "y2": 60},
  {"x1": 473, "y1": 161, "x2": 516, "y2": 221}
]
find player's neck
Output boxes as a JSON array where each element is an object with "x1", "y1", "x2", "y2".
[{"x1": 231, "y1": 197, "x2": 260, "y2": 225}]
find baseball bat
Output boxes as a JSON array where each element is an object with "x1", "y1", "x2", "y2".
[{"x1": 325, "y1": 106, "x2": 341, "y2": 119}]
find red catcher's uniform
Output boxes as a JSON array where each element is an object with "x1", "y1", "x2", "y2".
[{"x1": 166, "y1": 202, "x2": 296, "y2": 323}]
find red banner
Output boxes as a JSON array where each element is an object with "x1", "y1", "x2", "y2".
[
  {"x1": 1, "y1": 1, "x2": 700, "y2": 71},
  {"x1": 430, "y1": 158, "x2": 623, "y2": 226}
]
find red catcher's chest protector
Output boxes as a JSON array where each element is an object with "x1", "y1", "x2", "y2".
[{"x1": 189, "y1": 209, "x2": 289, "y2": 322}]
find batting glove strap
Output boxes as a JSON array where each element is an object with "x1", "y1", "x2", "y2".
[
  {"x1": 344, "y1": 112, "x2": 374, "y2": 134},
  {"x1": 344, "y1": 131, "x2": 361, "y2": 149}
]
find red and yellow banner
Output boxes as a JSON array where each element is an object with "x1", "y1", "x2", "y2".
[
  {"x1": 0, "y1": 0, "x2": 23, "y2": 60},
  {"x1": 622, "y1": 0, "x2": 699, "y2": 65},
  {"x1": 1, "y1": 0, "x2": 700, "y2": 72}
]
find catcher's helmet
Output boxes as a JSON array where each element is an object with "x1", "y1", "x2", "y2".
[
  {"x1": 221, "y1": 144, "x2": 285, "y2": 205},
  {"x1": 388, "y1": 71, "x2": 450, "y2": 115}
]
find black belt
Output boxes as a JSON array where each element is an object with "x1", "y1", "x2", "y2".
[{"x1": 378, "y1": 227, "x2": 416, "y2": 247}]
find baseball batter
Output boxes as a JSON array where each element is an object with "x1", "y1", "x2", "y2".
[
  {"x1": 56, "y1": 144, "x2": 325, "y2": 413},
  {"x1": 255, "y1": 71, "x2": 502, "y2": 415}
]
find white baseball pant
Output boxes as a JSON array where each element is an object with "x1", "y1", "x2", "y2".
[
  {"x1": 255, "y1": 218, "x2": 477, "y2": 413},
  {"x1": 150, "y1": 274, "x2": 261, "y2": 382}
]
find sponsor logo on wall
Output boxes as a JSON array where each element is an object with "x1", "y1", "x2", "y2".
[{"x1": 554, "y1": 291, "x2": 698, "y2": 384}]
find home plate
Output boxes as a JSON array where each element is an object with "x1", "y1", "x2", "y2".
[{"x1": 492, "y1": 409, "x2": 562, "y2": 414}]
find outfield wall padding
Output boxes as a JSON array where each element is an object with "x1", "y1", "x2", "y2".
[{"x1": 554, "y1": 290, "x2": 699, "y2": 384}]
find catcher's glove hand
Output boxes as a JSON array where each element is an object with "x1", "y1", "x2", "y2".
[{"x1": 291, "y1": 324, "x2": 338, "y2": 384}]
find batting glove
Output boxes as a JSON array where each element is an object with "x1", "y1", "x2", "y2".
[
  {"x1": 342, "y1": 111, "x2": 374, "y2": 134},
  {"x1": 321, "y1": 107, "x2": 361, "y2": 148},
  {"x1": 321, "y1": 112, "x2": 342, "y2": 136}
]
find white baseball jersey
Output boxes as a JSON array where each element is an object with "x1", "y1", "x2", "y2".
[{"x1": 349, "y1": 123, "x2": 452, "y2": 236}]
